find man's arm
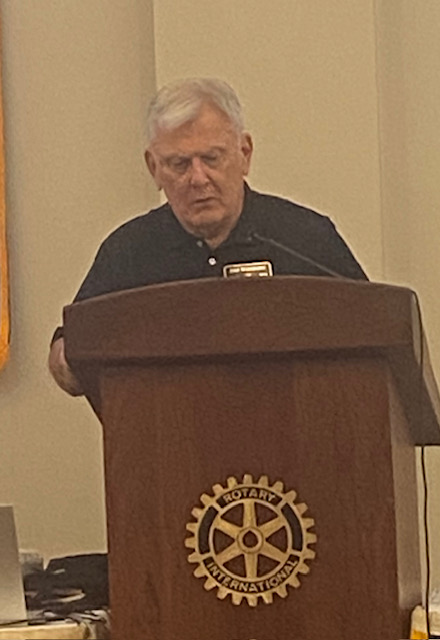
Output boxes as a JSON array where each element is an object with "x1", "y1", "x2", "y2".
[
  {"x1": 48, "y1": 337, "x2": 84, "y2": 396},
  {"x1": 48, "y1": 235, "x2": 119, "y2": 396}
]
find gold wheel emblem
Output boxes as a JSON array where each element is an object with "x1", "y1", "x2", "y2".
[{"x1": 185, "y1": 474, "x2": 316, "y2": 606}]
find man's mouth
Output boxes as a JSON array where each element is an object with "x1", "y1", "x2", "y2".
[{"x1": 192, "y1": 196, "x2": 217, "y2": 205}]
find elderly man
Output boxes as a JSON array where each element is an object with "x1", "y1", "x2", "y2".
[{"x1": 49, "y1": 77, "x2": 366, "y2": 395}]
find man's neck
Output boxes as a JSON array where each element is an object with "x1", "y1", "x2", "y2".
[
  {"x1": 204, "y1": 227, "x2": 235, "y2": 249},
  {"x1": 202, "y1": 185, "x2": 247, "y2": 249}
]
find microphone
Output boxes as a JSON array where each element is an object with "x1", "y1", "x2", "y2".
[{"x1": 249, "y1": 231, "x2": 348, "y2": 280}]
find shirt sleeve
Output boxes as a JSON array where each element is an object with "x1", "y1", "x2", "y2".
[
  {"x1": 72, "y1": 242, "x2": 120, "y2": 303},
  {"x1": 319, "y1": 217, "x2": 368, "y2": 281},
  {"x1": 50, "y1": 241, "x2": 119, "y2": 344}
]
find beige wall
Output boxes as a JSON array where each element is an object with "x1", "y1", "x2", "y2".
[
  {"x1": 375, "y1": 0, "x2": 440, "y2": 595},
  {"x1": 377, "y1": 0, "x2": 440, "y2": 368},
  {"x1": 154, "y1": 0, "x2": 383, "y2": 281},
  {"x1": 1, "y1": 0, "x2": 440, "y2": 597},
  {"x1": 0, "y1": 0, "x2": 157, "y2": 559}
]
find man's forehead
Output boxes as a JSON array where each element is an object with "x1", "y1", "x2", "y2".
[{"x1": 150, "y1": 103, "x2": 238, "y2": 151}]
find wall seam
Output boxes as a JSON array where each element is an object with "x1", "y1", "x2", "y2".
[{"x1": 371, "y1": 0, "x2": 386, "y2": 282}]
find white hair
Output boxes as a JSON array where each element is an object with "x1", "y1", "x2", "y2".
[{"x1": 146, "y1": 77, "x2": 245, "y2": 145}]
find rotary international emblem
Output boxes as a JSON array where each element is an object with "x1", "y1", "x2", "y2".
[{"x1": 185, "y1": 474, "x2": 316, "y2": 606}]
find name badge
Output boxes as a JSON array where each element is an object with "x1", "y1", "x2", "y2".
[{"x1": 223, "y1": 261, "x2": 273, "y2": 278}]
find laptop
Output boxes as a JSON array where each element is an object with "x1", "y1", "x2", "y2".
[{"x1": 0, "y1": 505, "x2": 27, "y2": 624}]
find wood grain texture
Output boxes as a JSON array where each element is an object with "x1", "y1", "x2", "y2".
[
  {"x1": 101, "y1": 357, "x2": 413, "y2": 639},
  {"x1": 64, "y1": 277, "x2": 440, "y2": 444},
  {"x1": 62, "y1": 278, "x2": 438, "y2": 639}
]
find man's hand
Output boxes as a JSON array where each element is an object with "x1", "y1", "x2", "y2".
[{"x1": 48, "y1": 337, "x2": 84, "y2": 396}]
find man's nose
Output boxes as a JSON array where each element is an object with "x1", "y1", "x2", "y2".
[{"x1": 189, "y1": 157, "x2": 209, "y2": 186}]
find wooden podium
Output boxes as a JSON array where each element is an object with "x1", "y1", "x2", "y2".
[{"x1": 64, "y1": 277, "x2": 440, "y2": 640}]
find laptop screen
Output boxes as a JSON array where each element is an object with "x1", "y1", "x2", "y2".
[{"x1": 0, "y1": 506, "x2": 27, "y2": 624}]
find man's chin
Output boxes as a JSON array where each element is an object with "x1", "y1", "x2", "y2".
[
  {"x1": 185, "y1": 208, "x2": 227, "y2": 240},
  {"x1": 187, "y1": 205, "x2": 224, "y2": 226}
]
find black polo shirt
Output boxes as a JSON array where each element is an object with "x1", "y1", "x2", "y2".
[
  {"x1": 74, "y1": 185, "x2": 366, "y2": 301},
  {"x1": 52, "y1": 185, "x2": 366, "y2": 342}
]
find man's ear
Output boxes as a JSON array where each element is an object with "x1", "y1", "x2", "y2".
[
  {"x1": 144, "y1": 150, "x2": 162, "y2": 189},
  {"x1": 241, "y1": 132, "x2": 253, "y2": 176}
]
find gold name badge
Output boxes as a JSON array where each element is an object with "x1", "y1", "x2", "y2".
[{"x1": 223, "y1": 261, "x2": 273, "y2": 278}]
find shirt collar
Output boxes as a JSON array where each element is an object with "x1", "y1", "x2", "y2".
[{"x1": 220, "y1": 182, "x2": 255, "y2": 247}]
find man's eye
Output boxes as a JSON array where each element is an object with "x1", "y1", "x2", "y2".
[
  {"x1": 168, "y1": 158, "x2": 190, "y2": 173},
  {"x1": 201, "y1": 153, "x2": 221, "y2": 167}
]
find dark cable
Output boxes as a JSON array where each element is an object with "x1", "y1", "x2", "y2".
[
  {"x1": 411, "y1": 290, "x2": 431, "y2": 638},
  {"x1": 421, "y1": 445, "x2": 431, "y2": 638}
]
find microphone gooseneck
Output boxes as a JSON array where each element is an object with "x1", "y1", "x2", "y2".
[{"x1": 249, "y1": 231, "x2": 347, "y2": 280}]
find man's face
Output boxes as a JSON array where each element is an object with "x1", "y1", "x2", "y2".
[{"x1": 145, "y1": 103, "x2": 253, "y2": 247}]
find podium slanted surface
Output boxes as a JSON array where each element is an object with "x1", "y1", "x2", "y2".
[{"x1": 64, "y1": 277, "x2": 440, "y2": 640}]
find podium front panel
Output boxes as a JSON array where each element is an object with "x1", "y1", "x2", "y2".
[{"x1": 101, "y1": 354, "x2": 418, "y2": 640}]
